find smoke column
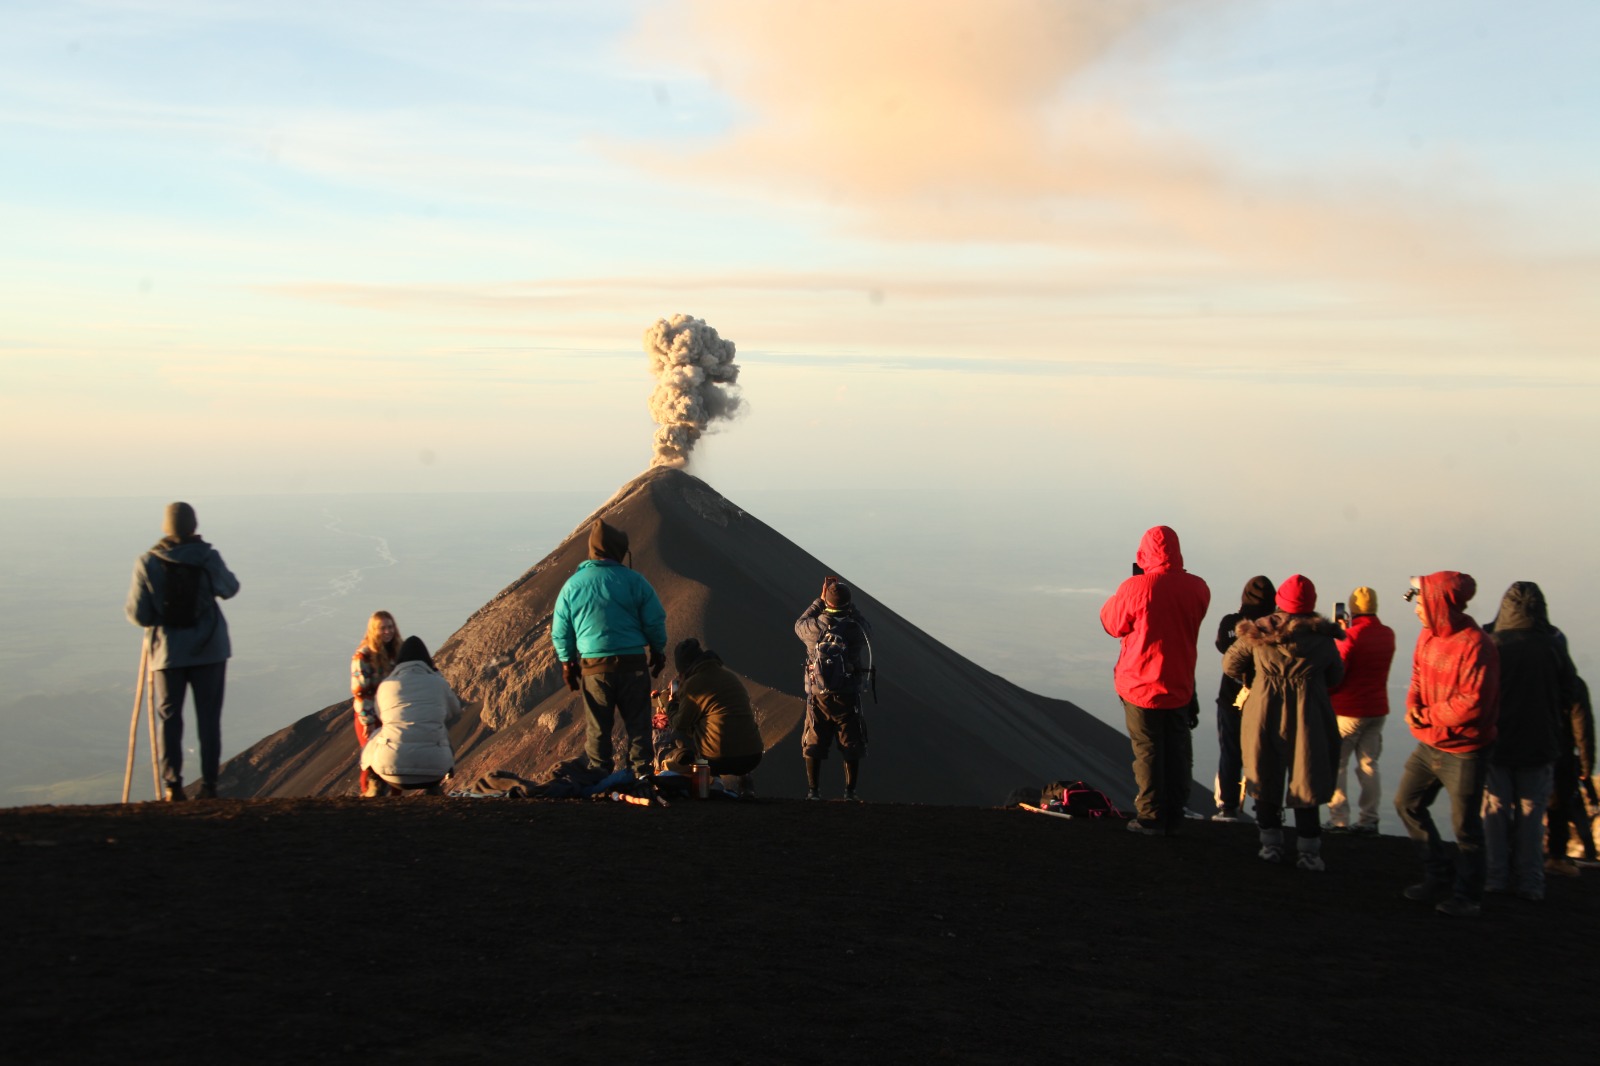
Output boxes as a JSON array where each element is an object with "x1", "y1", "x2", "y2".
[{"x1": 644, "y1": 313, "x2": 741, "y2": 468}]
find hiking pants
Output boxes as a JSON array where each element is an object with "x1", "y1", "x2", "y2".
[
  {"x1": 581, "y1": 667, "x2": 654, "y2": 776},
  {"x1": 353, "y1": 713, "x2": 387, "y2": 797},
  {"x1": 1548, "y1": 752, "x2": 1597, "y2": 861},
  {"x1": 1327, "y1": 715, "x2": 1385, "y2": 829},
  {"x1": 153, "y1": 661, "x2": 226, "y2": 789},
  {"x1": 802, "y1": 693, "x2": 866, "y2": 760},
  {"x1": 1123, "y1": 699, "x2": 1193, "y2": 831},
  {"x1": 1394, "y1": 743, "x2": 1487, "y2": 902},
  {"x1": 1214, "y1": 702, "x2": 1244, "y2": 815},
  {"x1": 1482, "y1": 762, "x2": 1552, "y2": 897}
]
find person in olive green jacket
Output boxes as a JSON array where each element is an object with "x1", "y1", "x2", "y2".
[{"x1": 666, "y1": 638, "x2": 764, "y2": 794}]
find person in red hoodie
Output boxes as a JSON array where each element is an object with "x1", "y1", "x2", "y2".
[
  {"x1": 1100, "y1": 526, "x2": 1211, "y2": 836},
  {"x1": 1325, "y1": 586, "x2": 1397, "y2": 835},
  {"x1": 1394, "y1": 571, "x2": 1500, "y2": 918}
]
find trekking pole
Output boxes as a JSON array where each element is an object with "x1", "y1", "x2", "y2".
[
  {"x1": 121, "y1": 634, "x2": 150, "y2": 803},
  {"x1": 145, "y1": 649, "x2": 161, "y2": 799}
]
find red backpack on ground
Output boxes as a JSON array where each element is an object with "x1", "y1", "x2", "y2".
[{"x1": 1040, "y1": 780, "x2": 1124, "y2": 819}]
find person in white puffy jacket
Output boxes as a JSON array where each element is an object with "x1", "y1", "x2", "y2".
[{"x1": 360, "y1": 636, "x2": 461, "y2": 795}]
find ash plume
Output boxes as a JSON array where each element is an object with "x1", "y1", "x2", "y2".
[{"x1": 644, "y1": 313, "x2": 741, "y2": 468}]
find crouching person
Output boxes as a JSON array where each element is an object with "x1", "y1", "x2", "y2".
[
  {"x1": 360, "y1": 636, "x2": 461, "y2": 795},
  {"x1": 667, "y1": 638, "x2": 764, "y2": 795}
]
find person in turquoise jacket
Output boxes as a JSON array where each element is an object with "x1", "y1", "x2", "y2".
[{"x1": 552, "y1": 519, "x2": 668, "y2": 776}]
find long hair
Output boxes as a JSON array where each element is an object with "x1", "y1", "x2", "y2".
[{"x1": 362, "y1": 610, "x2": 402, "y2": 679}]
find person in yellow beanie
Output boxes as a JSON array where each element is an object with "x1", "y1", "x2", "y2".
[{"x1": 1326, "y1": 586, "x2": 1396, "y2": 834}]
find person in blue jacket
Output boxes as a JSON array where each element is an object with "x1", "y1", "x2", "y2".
[{"x1": 551, "y1": 519, "x2": 668, "y2": 777}]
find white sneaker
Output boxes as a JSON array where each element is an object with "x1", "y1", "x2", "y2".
[
  {"x1": 1296, "y1": 852, "x2": 1326, "y2": 872},
  {"x1": 1258, "y1": 844, "x2": 1285, "y2": 863}
]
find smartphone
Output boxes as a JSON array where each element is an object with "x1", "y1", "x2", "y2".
[{"x1": 1335, "y1": 602, "x2": 1348, "y2": 624}]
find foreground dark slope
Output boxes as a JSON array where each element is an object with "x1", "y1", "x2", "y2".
[
  {"x1": 4, "y1": 798, "x2": 1596, "y2": 1065},
  {"x1": 222, "y1": 467, "x2": 1146, "y2": 806}
]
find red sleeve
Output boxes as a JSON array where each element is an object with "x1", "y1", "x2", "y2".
[
  {"x1": 1426, "y1": 635, "x2": 1497, "y2": 728},
  {"x1": 1100, "y1": 580, "x2": 1137, "y2": 638}
]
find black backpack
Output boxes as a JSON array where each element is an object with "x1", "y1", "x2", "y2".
[
  {"x1": 158, "y1": 558, "x2": 210, "y2": 628},
  {"x1": 810, "y1": 624, "x2": 856, "y2": 695}
]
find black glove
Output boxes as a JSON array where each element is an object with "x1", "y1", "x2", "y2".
[
  {"x1": 649, "y1": 648, "x2": 667, "y2": 678},
  {"x1": 561, "y1": 660, "x2": 581, "y2": 692},
  {"x1": 1187, "y1": 705, "x2": 1200, "y2": 730}
]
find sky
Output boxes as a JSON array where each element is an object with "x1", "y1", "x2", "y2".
[{"x1": 2, "y1": 4, "x2": 1597, "y2": 581}]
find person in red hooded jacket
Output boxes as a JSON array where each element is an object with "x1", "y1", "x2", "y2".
[
  {"x1": 1100, "y1": 526, "x2": 1211, "y2": 836},
  {"x1": 1394, "y1": 571, "x2": 1500, "y2": 918}
]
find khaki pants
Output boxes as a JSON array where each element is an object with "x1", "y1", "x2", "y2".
[{"x1": 1327, "y1": 715, "x2": 1385, "y2": 828}]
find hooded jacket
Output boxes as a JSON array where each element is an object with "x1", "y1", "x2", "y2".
[
  {"x1": 1406, "y1": 571, "x2": 1500, "y2": 753},
  {"x1": 667, "y1": 651, "x2": 764, "y2": 761},
  {"x1": 124, "y1": 536, "x2": 241, "y2": 669},
  {"x1": 1223, "y1": 613, "x2": 1344, "y2": 806},
  {"x1": 1214, "y1": 575, "x2": 1275, "y2": 708},
  {"x1": 1485, "y1": 582, "x2": 1576, "y2": 767},
  {"x1": 1331, "y1": 614, "x2": 1397, "y2": 718},
  {"x1": 360, "y1": 660, "x2": 462, "y2": 780},
  {"x1": 1100, "y1": 526, "x2": 1211, "y2": 710},
  {"x1": 552, "y1": 560, "x2": 668, "y2": 663}
]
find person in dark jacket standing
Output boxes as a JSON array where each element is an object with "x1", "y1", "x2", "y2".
[
  {"x1": 1482, "y1": 582, "x2": 1577, "y2": 900},
  {"x1": 1394, "y1": 571, "x2": 1500, "y2": 918},
  {"x1": 795, "y1": 576, "x2": 872, "y2": 801},
  {"x1": 1100, "y1": 526, "x2": 1211, "y2": 836},
  {"x1": 551, "y1": 520, "x2": 668, "y2": 778},
  {"x1": 1212, "y1": 575, "x2": 1275, "y2": 822},
  {"x1": 124, "y1": 502, "x2": 241, "y2": 801},
  {"x1": 1325, "y1": 586, "x2": 1397, "y2": 834},
  {"x1": 1222, "y1": 575, "x2": 1344, "y2": 870}
]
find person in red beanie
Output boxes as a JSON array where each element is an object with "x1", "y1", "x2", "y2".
[
  {"x1": 1222, "y1": 575, "x2": 1343, "y2": 870},
  {"x1": 1325, "y1": 586, "x2": 1397, "y2": 834},
  {"x1": 1394, "y1": 571, "x2": 1500, "y2": 918},
  {"x1": 1100, "y1": 526, "x2": 1210, "y2": 836}
]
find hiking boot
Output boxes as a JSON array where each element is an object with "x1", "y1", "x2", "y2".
[
  {"x1": 1545, "y1": 858, "x2": 1581, "y2": 878},
  {"x1": 1257, "y1": 827, "x2": 1284, "y2": 863},
  {"x1": 1435, "y1": 897, "x2": 1482, "y2": 918},
  {"x1": 1403, "y1": 881, "x2": 1447, "y2": 903},
  {"x1": 1346, "y1": 823, "x2": 1379, "y2": 837},
  {"x1": 1295, "y1": 836, "x2": 1324, "y2": 871},
  {"x1": 164, "y1": 784, "x2": 187, "y2": 803},
  {"x1": 842, "y1": 789, "x2": 862, "y2": 803},
  {"x1": 1321, "y1": 821, "x2": 1349, "y2": 834},
  {"x1": 1126, "y1": 819, "x2": 1161, "y2": 836},
  {"x1": 806, "y1": 788, "x2": 821, "y2": 801},
  {"x1": 196, "y1": 783, "x2": 218, "y2": 800},
  {"x1": 1210, "y1": 810, "x2": 1244, "y2": 823}
]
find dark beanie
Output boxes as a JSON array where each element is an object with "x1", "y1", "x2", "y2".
[
  {"x1": 396, "y1": 635, "x2": 434, "y2": 668},
  {"x1": 1276, "y1": 574, "x2": 1317, "y2": 615},
  {"x1": 588, "y1": 519, "x2": 629, "y2": 562},
  {"x1": 163, "y1": 502, "x2": 198, "y2": 540},
  {"x1": 823, "y1": 579, "x2": 853, "y2": 609},
  {"x1": 1240, "y1": 575, "x2": 1275, "y2": 620},
  {"x1": 673, "y1": 637, "x2": 704, "y2": 675}
]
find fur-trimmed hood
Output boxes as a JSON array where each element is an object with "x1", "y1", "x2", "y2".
[{"x1": 1233, "y1": 612, "x2": 1343, "y2": 649}]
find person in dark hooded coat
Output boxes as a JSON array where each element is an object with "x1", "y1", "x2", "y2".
[
  {"x1": 1482, "y1": 581, "x2": 1577, "y2": 900},
  {"x1": 1222, "y1": 575, "x2": 1343, "y2": 871},
  {"x1": 1211, "y1": 575, "x2": 1275, "y2": 822}
]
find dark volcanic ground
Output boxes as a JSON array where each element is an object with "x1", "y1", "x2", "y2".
[{"x1": 3, "y1": 797, "x2": 1596, "y2": 1064}]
